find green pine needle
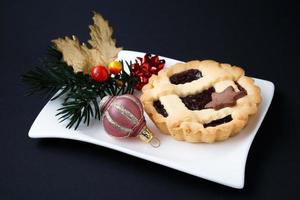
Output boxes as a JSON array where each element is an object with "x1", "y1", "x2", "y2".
[{"x1": 22, "y1": 46, "x2": 138, "y2": 129}]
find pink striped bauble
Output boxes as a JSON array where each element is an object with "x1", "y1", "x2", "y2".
[{"x1": 99, "y1": 94, "x2": 146, "y2": 138}]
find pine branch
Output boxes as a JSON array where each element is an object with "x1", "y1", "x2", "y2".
[{"x1": 22, "y1": 46, "x2": 138, "y2": 129}]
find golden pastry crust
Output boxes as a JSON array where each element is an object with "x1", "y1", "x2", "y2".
[{"x1": 140, "y1": 60, "x2": 261, "y2": 143}]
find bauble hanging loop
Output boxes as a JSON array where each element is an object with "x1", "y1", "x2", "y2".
[{"x1": 99, "y1": 94, "x2": 160, "y2": 147}]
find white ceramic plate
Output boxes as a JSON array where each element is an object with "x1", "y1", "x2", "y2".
[{"x1": 28, "y1": 50, "x2": 274, "y2": 189}]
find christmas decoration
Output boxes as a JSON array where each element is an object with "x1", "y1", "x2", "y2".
[
  {"x1": 131, "y1": 53, "x2": 165, "y2": 90},
  {"x1": 52, "y1": 12, "x2": 122, "y2": 73},
  {"x1": 91, "y1": 65, "x2": 109, "y2": 82},
  {"x1": 99, "y1": 94, "x2": 160, "y2": 147},
  {"x1": 22, "y1": 10, "x2": 162, "y2": 148},
  {"x1": 108, "y1": 61, "x2": 122, "y2": 74},
  {"x1": 22, "y1": 47, "x2": 137, "y2": 129}
]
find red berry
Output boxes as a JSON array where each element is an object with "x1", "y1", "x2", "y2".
[{"x1": 91, "y1": 65, "x2": 109, "y2": 82}]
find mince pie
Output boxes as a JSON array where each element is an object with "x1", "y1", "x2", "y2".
[{"x1": 140, "y1": 60, "x2": 261, "y2": 143}]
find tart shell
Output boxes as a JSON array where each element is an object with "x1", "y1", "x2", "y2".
[{"x1": 141, "y1": 60, "x2": 261, "y2": 143}]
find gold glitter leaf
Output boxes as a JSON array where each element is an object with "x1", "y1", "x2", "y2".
[{"x1": 52, "y1": 12, "x2": 122, "y2": 73}]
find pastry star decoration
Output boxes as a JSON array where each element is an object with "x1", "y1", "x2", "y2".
[{"x1": 205, "y1": 86, "x2": 247, "y2": 110}]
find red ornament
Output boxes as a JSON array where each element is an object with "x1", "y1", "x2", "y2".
[
  {"x1": 131, "y1": 53, "x2": 165, "y2": 90},
  {"x1": 99, "y1": 94, "x2": 160, "y2": 147},
  {"x1": 91, "y1": 65, "x2": 109, "y2": 82}
]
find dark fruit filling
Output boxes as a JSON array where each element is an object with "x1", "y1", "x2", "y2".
[
  {"x1": 169, "y1": 69, "x2": 202, "y2": 85},
  {"x1": 153, "y1": 100, "x2": 168, "y2": 117},
  {"x1": 180, "y1": 87, "x2": 215, "y2": 110},
  {"x1": 203, "y1": 115, "x2": 233, "y2": 128},
  {"x1": 154, "y1": 81, "x2": 248, "y2": 118}
]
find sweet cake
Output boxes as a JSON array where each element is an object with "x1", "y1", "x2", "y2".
[{"x1": 141, "y1": 60, "x2": 261, "y2": 143}]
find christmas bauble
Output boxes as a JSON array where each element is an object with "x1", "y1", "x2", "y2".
[
  {"x1": 91, "y1": 65, "x2": 109, "y2": 82},
  {"x1": 99, "y1": 94, "x2": 159, "y2": 147},
  {"x1": 108, "y1": 61, "x2": 122, "y2": 74}
]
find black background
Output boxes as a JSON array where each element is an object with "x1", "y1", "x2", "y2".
[{"x1": 1, "y1": 0, "x2": 299, "y2": 199}]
